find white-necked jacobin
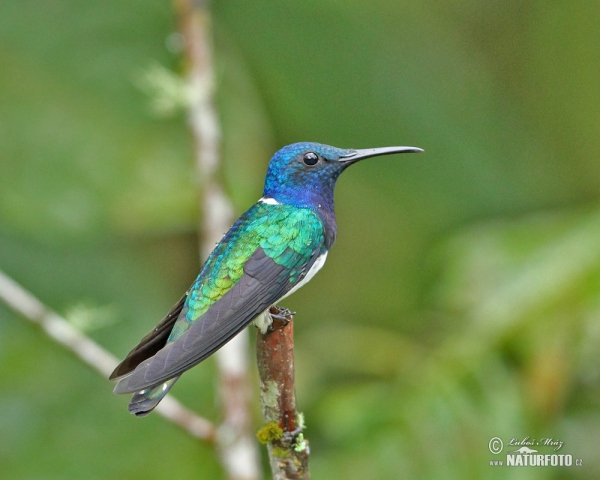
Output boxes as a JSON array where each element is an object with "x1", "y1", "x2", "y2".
[{"x1": 111, "y1": 142, "x2": 422, "y2": 415}]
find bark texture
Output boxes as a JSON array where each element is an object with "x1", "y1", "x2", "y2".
[{"x1": 256, "y1": 307, "x2": 310, "y2": 480}]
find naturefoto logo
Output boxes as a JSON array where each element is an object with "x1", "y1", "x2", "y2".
[{"x1": 488, "y1": 437, "x2": 583, "y2": 467}]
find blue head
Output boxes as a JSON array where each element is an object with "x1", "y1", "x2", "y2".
[{"x1": 262, "y1": 142, "x2": 422, "y2": 210}]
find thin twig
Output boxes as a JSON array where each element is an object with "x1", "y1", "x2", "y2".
[
  {"x1": 256, "y1": 307, "x2": 310, "y2": 480},
  {"x1": 0, "y1": 269, "x2": 216, "y2": 441},
  {"x1": 174, "y1": 1, "x2": 262, "y2": 478}
]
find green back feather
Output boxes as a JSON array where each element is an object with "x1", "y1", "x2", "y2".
[{"x1": 168, "y1": 202, "x2": 323, "y2": 341}]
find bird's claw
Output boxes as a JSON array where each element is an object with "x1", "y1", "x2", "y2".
[{"x1": 267, "y1": 306, "x2": 295, "y2": 331}]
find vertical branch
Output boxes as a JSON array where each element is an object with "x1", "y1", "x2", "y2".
[
  {"x1": 256, "y1": 307, "x2": 310, "y2": 479},
  {"x1": 174, "y1": 1, "x2": 261, "y2": 479}
]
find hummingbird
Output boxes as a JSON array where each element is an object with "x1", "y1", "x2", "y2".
[{"x1": 111, "y1": 142, "x2": 422, "y2": 415}]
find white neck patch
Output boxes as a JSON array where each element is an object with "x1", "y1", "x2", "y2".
[{"x1": 259, "y1": 197, "x2": 281, "y2": 205}]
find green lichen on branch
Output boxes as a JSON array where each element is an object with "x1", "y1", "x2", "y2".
[
  {"x1": 296, "y1": 412, "x2": 305, "y2": 430},
  {"x1": 293, "y1": 433, "x2": 308, "y2": 453},
  {"x1": 256, "y1": 421, "x2": 283, "y2": 444},
  {"x1": 271, "y1": 447, "x2": 290, "y2": 459}
]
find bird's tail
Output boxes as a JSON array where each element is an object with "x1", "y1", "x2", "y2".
[{"x1": 127, "y1": 376, "x2": 180, "y2": 417}]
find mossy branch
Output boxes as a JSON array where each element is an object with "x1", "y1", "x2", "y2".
[{"x1": 256, "y1": 307, "x2": 310, "y2": 479}]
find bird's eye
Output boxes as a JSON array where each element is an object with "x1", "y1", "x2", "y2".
[{"x1": 303, "y1": 152, "x2": 319, "y2": 166}]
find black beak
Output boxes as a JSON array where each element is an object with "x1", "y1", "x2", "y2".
[{"x1": 339, "y1": 146, "x2": 423, "y2": 163}]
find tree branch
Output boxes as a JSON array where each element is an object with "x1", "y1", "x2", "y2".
[
  {"x1": 0, "y1": 269, "x2": 216, "y2": 441},
  {"x1": 174, "y1": 1, "x2": 262, "y2": 478},
  {"x1": 256, "y1": 307, "x2": 310, "y2": 479}
]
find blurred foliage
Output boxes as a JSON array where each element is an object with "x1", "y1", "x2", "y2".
[{"x1": 1, "y1": 1, "x2": 599, "y2": 479}]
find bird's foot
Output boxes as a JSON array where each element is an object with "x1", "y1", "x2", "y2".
[{"x1": 268, "y1": 306, "x2": 295, "y2": 331}]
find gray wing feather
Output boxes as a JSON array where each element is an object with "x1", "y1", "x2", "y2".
[
  {"x1": 109, "y1": 294, "x2": 187, "y2": 381},
  {"x1": 114, "y1": 248, "x2": 315, "y2": 394}
]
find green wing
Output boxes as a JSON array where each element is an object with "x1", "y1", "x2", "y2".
[
  {"x1": 171, "y1": 201, "x2": 324, "y2": 338},
  {"x1": 113, "y1": 202, "x2": 324, "y2": 393}
]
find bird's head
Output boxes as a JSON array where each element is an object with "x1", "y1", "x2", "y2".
[{"x1": 262, "y1": 142, "x2": 422, "y2": 208}]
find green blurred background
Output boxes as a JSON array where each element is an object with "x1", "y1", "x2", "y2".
[{"x1": 1, "y1": 1, "x2": 599, "y2": 479}]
